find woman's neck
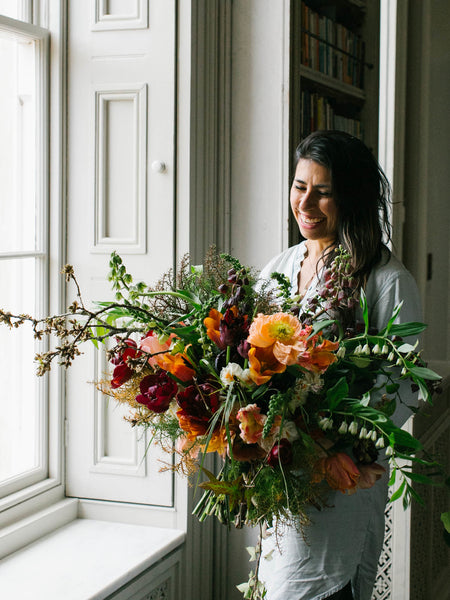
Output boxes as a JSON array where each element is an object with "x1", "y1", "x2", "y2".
[{"x1": 304, "y1": 239, "x2": 335, "y2": 263}]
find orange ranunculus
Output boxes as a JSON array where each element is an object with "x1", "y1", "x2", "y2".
[
  {"x1": 202, "y1": 427, "x2": 229, "y2": 456},
  {"x1": 177, "y1": 411, "x2": 208, "y2": 440},
  {"x1": 248, "y1": 312, "x2": 307, "y2": 366},
  {"x1": 236, "y1": 403, "x2": 266, "y2": 444},
  {"x1": 314, "y1": 452, "x2": 360, "y2": 493},
  {"x1": 248, "y1": 345, "x2": 286, "y2": 385},
  {"x1": 298, "y1": 335, "x2": 339, "y2": 374},
  {"x1": 139, "y1": 331, "x2": 175, "y2": 367},
  {"x1": 156, "y1": 351, "x2": 195, "y2": 382},
  {"x1": 176, "y1": 418, "x2": 228, "y2": 456},
  {"x1": 204, "y1": 308, "x2": 223, "y2": 347}
]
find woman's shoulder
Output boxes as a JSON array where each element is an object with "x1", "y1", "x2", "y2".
[
  {"x1": 365, "y1": 246, "x2": 422, "y2": 323},
  {"x1": 259, "y1": 242, "x2": 306, "y2": 280},
  {"x1": 368, "y1": 247, "x2": 417, "y2": 288}
]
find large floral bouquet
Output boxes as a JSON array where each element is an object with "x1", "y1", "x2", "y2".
[{"x1": 0, "y1": 247, "x2": 442, "y2": 598}]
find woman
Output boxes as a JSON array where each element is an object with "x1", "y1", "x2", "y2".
[{"x1": 258, "y1": 131, "x2": 421, "y2": 600}]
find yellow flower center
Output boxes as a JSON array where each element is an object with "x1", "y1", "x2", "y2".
[{"x1": 268, "y1": 322, "x2": 294, "y2": 343}]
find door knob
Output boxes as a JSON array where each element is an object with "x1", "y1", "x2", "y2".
[{"x1": 151, "y1": 160, "x2": 166, "y2": 173}]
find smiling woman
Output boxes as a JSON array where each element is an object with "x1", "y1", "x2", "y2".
[{"x1": 258, "y1": 131, "x2": 422, "y2": 600}]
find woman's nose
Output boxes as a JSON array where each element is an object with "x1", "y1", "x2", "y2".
[{"x1": 299, "y1": 188, "x2": 314, "y2": 210}]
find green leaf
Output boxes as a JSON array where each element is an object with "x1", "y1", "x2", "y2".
[
  {"x1": 394, "y1": 452, "x2": 439, "y2": 467},
  {"x1": 407, "y1": 484, "x2": 425, "y2": 506},
  {"x1": 381, "y1": 301, "x2": 404, "y2": 335},
  {"x1": 401, "y1": 471, "x2": 437, "y2": 485},
  {"x1": 326, "y1": 377, "x2": 349, "y2": 410},
  {"x1": 388, "y1": 468, "x2": 396, "y2": 486},
  {"x1": 386, "y1": 322, "x2": 427, "y2": 337},
  {"x1": 441, "y1": 512, "x2": 450, "y2": 534},
  {"x1": 389, "y1": 479, "x2": 406, "y2": 503},
  {"x1": 390, "y1": 428, "x2": 422, "y2": 450},
  {"x1": 308, "y1": 319, "x2": 337, "y2": 338},
  {"x1": 378, "y1": 397, "x2": 397, "y2": 417},
  {"x1": 406, "y1": 365, "x2": 441, "y2": 381},
  {"x1": 344, "y1": 401, "x2": 388, "y2": 423},
  {"x1": 359, "y1": 288, "x2": 369, "y2": 333},
  {"x1": 349, "y1": 356, "x2": 372, "y2": 369},
  {"x1": 191, "y1": 264, "x2": 203, "y2": 276},
  {"x1": 385, "y1": 383, "x2": 400, "y2": 394}
]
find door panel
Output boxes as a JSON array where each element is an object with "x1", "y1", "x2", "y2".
[{"x1": 66, "y1": 0, "x2": 176, "y2": 505}]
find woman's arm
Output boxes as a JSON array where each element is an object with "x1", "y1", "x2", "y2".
[{"x1": 365, "y1": 255, "x2": 422, "y2": 427}]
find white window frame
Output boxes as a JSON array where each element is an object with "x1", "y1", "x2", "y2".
[
  {"x1": 0, "y1": 14, "x2": 49, "y2": 499},
  {"x1": 0, "y1": 4, "x2": 69, "y2": 556}
]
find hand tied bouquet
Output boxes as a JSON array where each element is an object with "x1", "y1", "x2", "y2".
[{"x1": 0, "y1": 246, "x2": 442, "y2": 598}]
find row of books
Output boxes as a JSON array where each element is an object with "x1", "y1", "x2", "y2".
[
  {"x1": 300, "y1": 1, "x2": 365, "y2": 89},
  {"x1": 300, "y1": 90, "x2": 362, "y2": 139}
]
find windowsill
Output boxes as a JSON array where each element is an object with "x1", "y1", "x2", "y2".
[{"x1": 0, "y1": 517, "x2": 185, "y2": 600}]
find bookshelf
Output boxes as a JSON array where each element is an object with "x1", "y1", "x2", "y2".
[{"x1": 289, "y1": 0, "x2": 380, "y2": 244}]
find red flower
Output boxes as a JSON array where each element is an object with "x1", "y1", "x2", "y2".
[
  {"x1": 267, "y1": 438, "x2": 293, "y2": 467},
  {"x1": 110, "y1": 339, "x2": 140, "y2": 388},
  {"x1": 135, "y1": 371, "x2": 178, "y2": 413},
  {"x1": 176, "y1": 383, "x2": 220, "y2": 440}
]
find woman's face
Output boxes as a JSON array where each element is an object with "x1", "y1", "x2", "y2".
[{"x1": 290, "y1": 158, "x2": 338, "y2": 246}]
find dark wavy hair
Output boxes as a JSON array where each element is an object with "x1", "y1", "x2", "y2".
[{"x1": 294, "y1": 130, "x2": 391, "y2": 286}]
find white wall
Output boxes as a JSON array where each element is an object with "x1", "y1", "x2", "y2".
[{"x1": 230, "y1": 0, "x2": 290, "y2": 271}]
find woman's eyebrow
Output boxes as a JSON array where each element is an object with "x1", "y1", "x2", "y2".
[{"x1": 294, "y1": 178, "x2": 332, "y2": 189}]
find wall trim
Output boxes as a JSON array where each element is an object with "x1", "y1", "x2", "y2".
[{"x1": 189, "y1": 0, "x2": 232, "y2": 262}]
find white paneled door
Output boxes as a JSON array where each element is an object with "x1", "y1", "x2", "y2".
[{"x1": 66, "y1": 0, "x2": 176, "y2": 507}]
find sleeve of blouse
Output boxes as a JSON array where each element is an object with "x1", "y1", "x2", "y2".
[{"x1": 366, "y1": 262, "x2": 423, "y2": 428}]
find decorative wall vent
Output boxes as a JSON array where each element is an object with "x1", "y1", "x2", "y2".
[
  {"x1": 142, "y1": 578, "x2": 170, "y2": 600},
  {"x1": 372, "y1": 502, "x2": 393, "y2": 600}
]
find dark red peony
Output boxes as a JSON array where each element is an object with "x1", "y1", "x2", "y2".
[{"x1": 135, "y1": 371, "x2": 178, "y2": 413}]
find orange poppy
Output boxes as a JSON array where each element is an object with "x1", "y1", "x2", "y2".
[
  {"x1": 248, "y1": 312, "x2": 307, "y2": 366},
  {"x1": 248, "y1": 345, "x2": 286, "y2": 385}
]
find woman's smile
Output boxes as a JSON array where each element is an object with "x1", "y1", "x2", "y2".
[{"x1": 299, "y1": 214, "x2": 326, "y2": 225}]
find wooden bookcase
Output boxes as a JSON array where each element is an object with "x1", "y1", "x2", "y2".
[{"x1": 289, "y1": 0, "x2": 380, "y2": 245}]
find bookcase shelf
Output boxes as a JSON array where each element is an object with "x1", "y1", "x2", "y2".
[{"x1": 299, "y1": 64, "x2": 366, "y2": 101}]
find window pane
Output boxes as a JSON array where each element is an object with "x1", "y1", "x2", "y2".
[
  {"x1": 0, "y1": 31, "x2": 38, "y2": 253},
  {"x1": 0, "y1": 258, "x2": 44, "y2": 486},
  {"x1": 0, "y1": 1, "x2": 21, "y2": 20}
]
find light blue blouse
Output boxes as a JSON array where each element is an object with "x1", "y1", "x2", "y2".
[{"x1": 258, "y1": 241, "x2": 421, "y2": 600}]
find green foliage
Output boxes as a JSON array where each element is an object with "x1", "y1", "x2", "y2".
[{"x1": 262, "y1": 392, "x2": 287, "y2": 438}]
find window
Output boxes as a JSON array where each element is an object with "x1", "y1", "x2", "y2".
[{"x1": 0, "y1": 10, "x2": 50, "y2": 499}]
